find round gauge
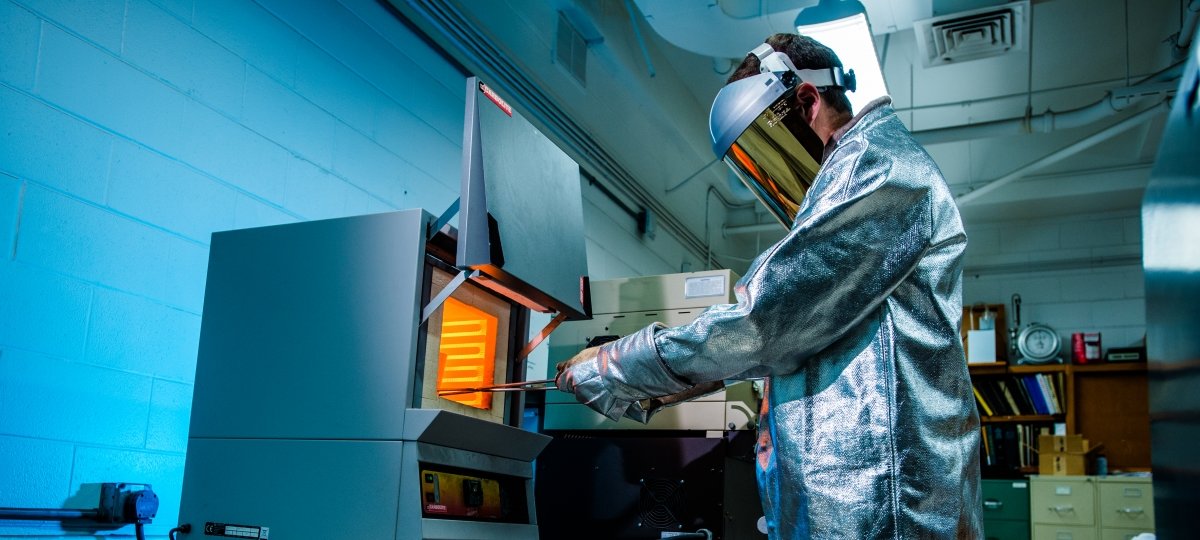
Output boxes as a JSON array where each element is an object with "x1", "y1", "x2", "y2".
[{"x1": 1017, "y1": 323, "x2": 1061, "y2": 364}]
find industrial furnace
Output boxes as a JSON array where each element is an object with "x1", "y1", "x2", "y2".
[{"x1": 177, "y1": 78, "x2": 589, "y2": 540}]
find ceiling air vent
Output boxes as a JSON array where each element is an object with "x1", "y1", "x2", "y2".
[
  {"x1": 555, "y1": 12, "x2": 588, "y2": 86},
  {"x1": 913, "y1": 0, "x2": 1029, "y2": 68}
]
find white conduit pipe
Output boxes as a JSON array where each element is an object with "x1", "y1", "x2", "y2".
[
  {"x1": 912, "y1": 84, "x2": 1171, "y2": 146},
  {"x1": 723, "y1": 221, "x2": 783, "y2": 237},
  {"x1": 955, "y1": 101, "x2": 1169, "y2": 206},
  {"x1": 1177, "y1": 0, "x2": 1200, "y2": 55}
]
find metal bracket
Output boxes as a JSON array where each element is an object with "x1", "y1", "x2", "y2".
[
  {"x1": 428, "y1": 198, "x2": 459, "y2": 240},
  {"x1": 515, "y1": 312, "x2": 569, "y2": 362},
  {"x1": 421, "y1": 269, "x2": 480, "y2": 325}
]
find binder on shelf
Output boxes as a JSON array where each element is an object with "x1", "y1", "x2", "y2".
[
  {"x1": 1038, "y1": 374, "x2": 1061, "y2": 414},
  {"x1": 1021, "y1": 376, "x2": 1050, "y2": 415},
  {"x1": 973, "y1": 385, "x2": 994, "y2": 416},
  {"x1": 997, "y1": 380, "x2": 1022, "y2": 416}
]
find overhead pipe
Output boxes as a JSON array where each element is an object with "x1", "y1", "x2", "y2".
[
  {"x1": 1177, "y1": 0, "x2": 1200, "y2": 56},
  {"x1": 912, "y1": 76, "x2": 1177, "y2": 146},
  {"x1": 895, "y1": 61, "x2": 1183, "y2": 115},
  {"x1": 724, "y1": 222, "x2": 783, "y2": 237},
  {"x1": 622, "y1": 0, "x2": 656, "y2": 78},
  {"x1": 955, "y1": 100, "x2": 1169, "y2": 206}
]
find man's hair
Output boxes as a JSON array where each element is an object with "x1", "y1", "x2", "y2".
[{"x1": 727, "y1": 33, "x2": 853, "y2": 115}]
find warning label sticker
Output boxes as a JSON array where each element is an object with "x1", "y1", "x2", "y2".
[
  {"x1": 204, "y1": 522, "x2": 269, "y2": 539},
  {"x1": 479, "y1": 82, "x2": 513, "y2": 117}
]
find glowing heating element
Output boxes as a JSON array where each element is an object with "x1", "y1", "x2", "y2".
[{"x1": 436, "y1": 297, "x2": 499, "y2": 409}]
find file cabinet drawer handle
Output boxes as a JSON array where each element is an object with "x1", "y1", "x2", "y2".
[
  {"x1": 1116, "y1": 507, "x2": 1145, "y2": 516},
  {"x1": 1055, "y1": 533, "x2": 1074, "y2": 540},
  {"x1": 983, "y1": 499, "x2": 1004, "y2": 510},
  {"x1": 1048, "y1": 504, "x2": 1075, "y2": 514}
]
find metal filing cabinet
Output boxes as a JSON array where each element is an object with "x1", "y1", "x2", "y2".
[
  {"x1": 1029, "y1": 476, "x2": 1154, "y2": 540},
  {"x1": 982, "y1": 479, "x2": 1031, "y2": 540},
  {"x1": 1096, "y1": 478, "x2": 1154, "y2": 539}
]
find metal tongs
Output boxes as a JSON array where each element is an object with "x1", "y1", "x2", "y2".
[{"x1": 437, "y1": 378, "x2": 557, "y2": 397}]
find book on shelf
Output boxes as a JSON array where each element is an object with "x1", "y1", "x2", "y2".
[
  {"x1": 972, "y1": 385, "x2": 994, "y2": 416},
  {"x1": 1021, "y1": 375, "x2": 1050, "y2": 415},
  {"x1": 981, "y1": 380, "x2": 1011, "y2": 416},
  {"x1": 997, "y1": 380, "x2": 1021, "y2": 416},
  {"x1": 1013, "y1": 376, "x2": 1036, "y2": 415},
  {"x1": 980, "y1": 422, "x2": 1053, "y2": 475},
  {"x1": 973, "y1": 374, "x2": 1066, "y2": 419},
  {"x1": 1039, "y1": 374, "x2": 1061, "y2": 414}
]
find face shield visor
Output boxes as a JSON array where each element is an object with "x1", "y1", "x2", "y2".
[{"x1": 709, "y1": 46, "x2": 855, "y2": 226}]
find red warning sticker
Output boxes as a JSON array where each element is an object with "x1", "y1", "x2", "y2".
[{"x1": 479, "y1": 82, "x2": 512, "y2": 117}]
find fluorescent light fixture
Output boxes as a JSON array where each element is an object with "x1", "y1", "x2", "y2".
[{"x1": 795, "y1": 1, "x2": 888, "y2": 114}]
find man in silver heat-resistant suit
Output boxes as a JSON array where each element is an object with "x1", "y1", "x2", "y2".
[{"x1": 556, "y1": 33, "x2": 982, "y2": 539}]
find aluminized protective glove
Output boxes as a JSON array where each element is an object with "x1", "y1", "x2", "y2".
[{"x1": 555, "y1": 329, "x2": 725, "y2": 423}]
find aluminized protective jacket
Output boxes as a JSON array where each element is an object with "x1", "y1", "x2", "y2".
[{"x1": 558, "y1": 98, "x2": 982, "y2": 538}]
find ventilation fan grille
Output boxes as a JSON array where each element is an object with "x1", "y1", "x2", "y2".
[
  {"x1": 638, "y1": 477, "x2": 685, "y2": 530},
  {"x1": 914, "y1": 1, "x2": 1028, "y2": 67},
  {"x1": 555, "y1": 12, "x2": 587, "y2": 85}
]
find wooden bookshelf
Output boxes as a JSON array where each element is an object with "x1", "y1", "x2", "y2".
[
  {"x1": 980, "y1": 414, "x2": 1062, "y2": 424},
  {"x1": 967, "y1": 362, "x2": 1008, "y2": 375},
  {"x1": 1073, "y1": 362, "x2": 1147, "y2": 373},
  {"x1": 969, "y1": 360, "x2": 1151, "y2": 474},
  {"x1": 1008, "y1": 363, "x2": 1068, "y2": 374}
]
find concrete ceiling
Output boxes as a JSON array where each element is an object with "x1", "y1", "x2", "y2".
[
  {"x1": 640, "y1": 0, "x2": 1183, "y2": 227},
  {"x1": 401, "y1": 0, "x2": 1188, "y2": 270}
]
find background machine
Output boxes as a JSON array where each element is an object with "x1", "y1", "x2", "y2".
[
  {"x1": 176, "y1": 78, "x2": 589, "y2": 540},
  {"x1": 536, "y1": 270, "x2": 765, "y2": 540}
]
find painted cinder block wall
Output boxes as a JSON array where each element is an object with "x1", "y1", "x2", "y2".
[
  {"x1": 962, "y1": 209, "x2": 1146, "y2": 358},
  {"x1": 0, "y1": 0, "x2": 683, "y2": 536}
]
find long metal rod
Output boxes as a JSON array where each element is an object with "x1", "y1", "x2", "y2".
[
  {"x1": 0, "y1": 508, "x2": 100, "y2": 521},
  {"x1": 437, "y1": 378, "x2": 556, "y2": 397},
  {"x1": 955, "y1": 101, "x2": 1169, "y2": 206}
]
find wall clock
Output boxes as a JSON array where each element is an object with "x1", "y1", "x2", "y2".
[{"x1": 1016, "y1": 323, "x2": 1062, "y2": 364}]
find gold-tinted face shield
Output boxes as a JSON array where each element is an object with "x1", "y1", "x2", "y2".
[{"x1": 722, "y1": 92, "x2": 825, "y2": 226}]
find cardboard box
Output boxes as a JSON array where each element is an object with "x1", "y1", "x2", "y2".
[
  {"x1": 1037, "y1": 434, "x2": 1100, "y2": 475},
  {"x1": 1040, "y1": 434, "x2": 1088, "y2": 454}
]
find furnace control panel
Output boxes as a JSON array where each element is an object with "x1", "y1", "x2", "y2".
[{"x1": 419, "y1": 466, "x2": 527, "y2": 523}]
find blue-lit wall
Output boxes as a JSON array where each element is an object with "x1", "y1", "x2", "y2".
[{"x1": 0, "y1": 0, "x2": 478, "y2": 536}]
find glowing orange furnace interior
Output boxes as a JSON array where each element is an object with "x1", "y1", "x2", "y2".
[{"x1": 436, "y1": 297, "x2": 498, "y2": 409}]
